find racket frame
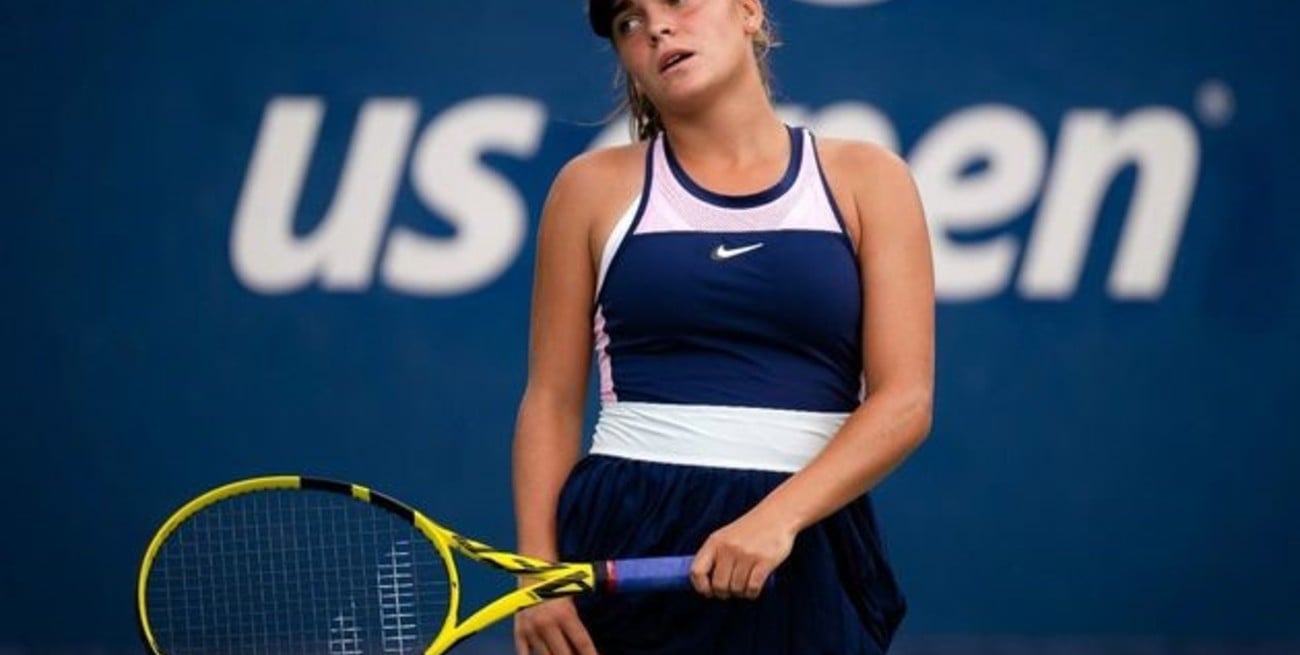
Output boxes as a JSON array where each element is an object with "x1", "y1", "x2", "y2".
[{"x1": 136, "y1": 475, "x2": 600, "y2": 655}]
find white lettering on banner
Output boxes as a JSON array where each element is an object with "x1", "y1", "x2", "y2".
[
  {"x1": 390, "y1": 97, "x2": 545, "y2": 295},
  {"x1": 231, "y1": 97, "x2": 418, "y2": 293},
  {"x1": 231, "y1": 95, "x2": 1203, "y2": 300},
  {"x1": 1022, "y1": 108, "x2": 1199, "y2": 299},
  {"x1": 231, "y1": 95, "x2": 546, "y2": 296},
  {"x1": 910, "y1": 105, "x2": 1048, "y2": 301}
]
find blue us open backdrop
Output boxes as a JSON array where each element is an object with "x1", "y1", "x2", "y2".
[{"x1": 3, "y1": 0, "x2": 1298, "y2": 653}]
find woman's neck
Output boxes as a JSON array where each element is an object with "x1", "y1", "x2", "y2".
[
  {"x1": 655, "y1": 54, "x2": 786, "y2": 166},
  {"x1": 664, "y1": 106, "x2": 785, "y2": 164}
]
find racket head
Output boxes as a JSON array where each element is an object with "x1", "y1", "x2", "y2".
[{"x1": 136, "y1": 476, "x2": 459, "y2": 655}]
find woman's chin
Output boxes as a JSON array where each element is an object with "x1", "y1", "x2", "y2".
[{"x1": 653, "y1": 78, "x2": 720, "y2": 115}]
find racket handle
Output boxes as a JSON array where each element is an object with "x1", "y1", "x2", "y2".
[
  {"x1": 602, "y1": 556, "x2": 693, "y2": 593},
  {"x1": 600, "y1": 556, "x2": 776, "y2": 594}
]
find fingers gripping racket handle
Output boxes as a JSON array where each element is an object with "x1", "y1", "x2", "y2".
[{"x1": 599, "y1": 556, "x2": 776, "y2": 594}]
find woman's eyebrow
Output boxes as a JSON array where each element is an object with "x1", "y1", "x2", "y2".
[{"x1": 610, "y1": 0, "x2": 633, "y2": 16}]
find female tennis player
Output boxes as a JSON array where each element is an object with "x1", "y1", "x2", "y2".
[{"x1": 513, "y1": 0, "x2": 933, "y2": 653}]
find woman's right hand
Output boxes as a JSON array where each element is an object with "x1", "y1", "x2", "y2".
[{"x1": 514, "y1": 597, "x2": 599, "y2": 655}]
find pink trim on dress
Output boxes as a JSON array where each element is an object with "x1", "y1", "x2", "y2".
[
  {"x1": 634, "y1": 132, "x2": 843, "y2": 235},
  {"x1": 593, "y1": 307, "x2": 616, "y2": 403}
]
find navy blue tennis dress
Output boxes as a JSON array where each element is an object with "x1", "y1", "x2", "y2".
[{"x1": 556, "y1": 126, "x2": 906, "y2": 654}]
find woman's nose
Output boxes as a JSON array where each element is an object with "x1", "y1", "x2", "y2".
[{"x1": 645, "y1": 9, "x2": 676, "y2": 41}]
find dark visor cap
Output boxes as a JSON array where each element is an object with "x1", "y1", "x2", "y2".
[{"x1": 588, "y1": 0, "x2": 614, "y2": 38}]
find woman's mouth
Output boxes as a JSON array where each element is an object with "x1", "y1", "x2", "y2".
[{"x1": 659, "y1": 51, "x2": 695, "y2": 73}]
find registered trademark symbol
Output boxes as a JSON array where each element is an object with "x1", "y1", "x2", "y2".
[{"x1": 1195, "y1": 79, "x2": 1235, "y2": 128}]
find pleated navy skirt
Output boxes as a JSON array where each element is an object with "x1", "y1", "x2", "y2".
[{"x1": 556, "y1": 455, "x2": 906, "y2": 655}]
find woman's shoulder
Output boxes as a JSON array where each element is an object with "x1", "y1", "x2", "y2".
[
  {"x1": 539, "y1": 141, "x2": 651, "y2": 255},
  {"x1": 810, "y1": 136, "x2": 923, "y2": 249},
  {"x1": 550, "y1": 141, "x2": 649, "y2": 203},
  {"x1": 812, "y1": 136, "x2": 911, "y2": 190}
]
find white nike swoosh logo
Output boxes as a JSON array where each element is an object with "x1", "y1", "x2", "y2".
[{"x1": 711, "y1": 243, "x2": 765, "y2": 260}]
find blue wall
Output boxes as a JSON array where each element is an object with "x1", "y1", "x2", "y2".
[{"x1": 3, "y1": 0, "x2": 1298, "y2": 652}]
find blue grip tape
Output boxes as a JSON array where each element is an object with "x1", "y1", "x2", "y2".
[
  {"x1": 608, "y1": 556, "x2": 694, "y2": 593},
  {"x1": 607, "y1": 556, "x2": 777, "y2": 594}
]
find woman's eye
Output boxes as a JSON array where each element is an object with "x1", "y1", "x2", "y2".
[{"x1": 615, "y1": 16, "x2": 643, "y2": 35}]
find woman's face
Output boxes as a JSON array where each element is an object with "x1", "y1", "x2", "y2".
[{"x1": 610, "y1": 0, "x2": 761, "y2": 113}]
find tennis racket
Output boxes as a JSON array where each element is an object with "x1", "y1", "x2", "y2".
[{"x1": 136, "y1": 475, "x2": 697, "y2": 655}]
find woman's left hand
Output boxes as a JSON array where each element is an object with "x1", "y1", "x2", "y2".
[{"x1": 688, "y1": 508, "x2": 797, "y2": 600}]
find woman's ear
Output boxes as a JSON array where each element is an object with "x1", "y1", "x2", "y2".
[{"x1": 739, "y1": 0, "x2": 764, "y2": 35}]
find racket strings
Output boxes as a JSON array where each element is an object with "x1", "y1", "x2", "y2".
[{"x1": 146, "y1": 489, "x2": 451, "y2": 655}]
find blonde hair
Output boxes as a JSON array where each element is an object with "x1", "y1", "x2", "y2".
[{"x1": 617, "y1": 4, "x2": 779, "y2": 141}]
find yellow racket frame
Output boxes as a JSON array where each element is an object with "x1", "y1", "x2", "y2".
[{"x1": 136, "y1": 475, "x2": 599, "y2": 655}]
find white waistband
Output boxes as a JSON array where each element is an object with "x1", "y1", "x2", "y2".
[{"x1": 589, "y1": 402, "x2": 849, "y2": 473}]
